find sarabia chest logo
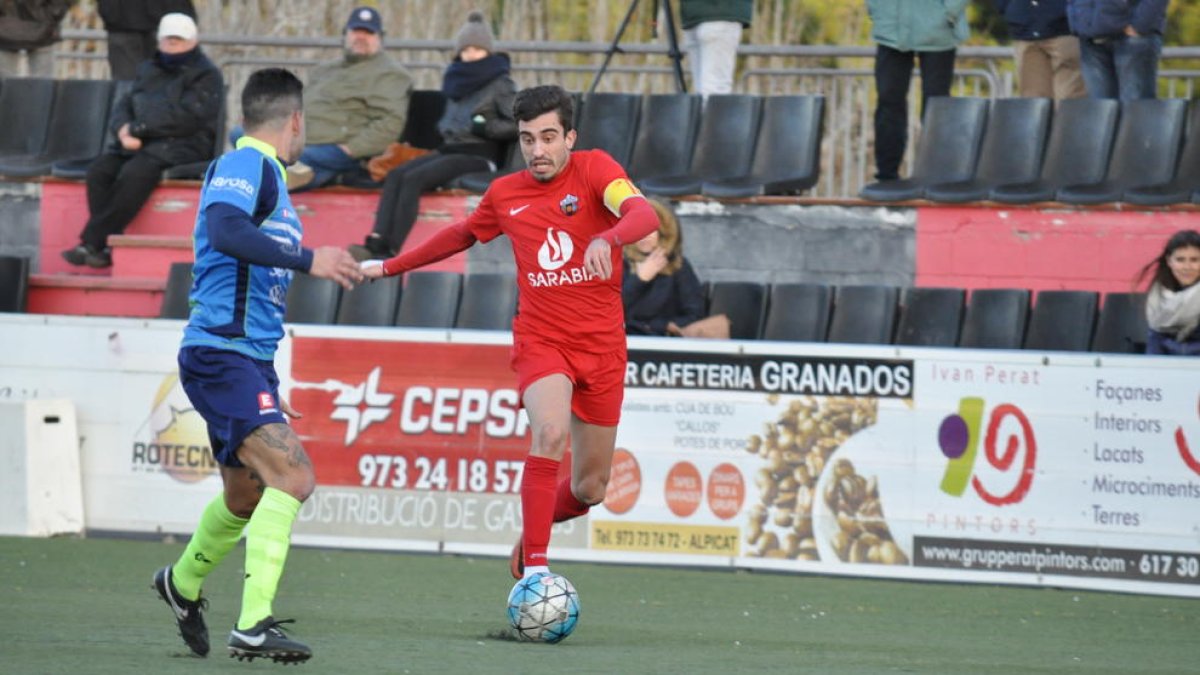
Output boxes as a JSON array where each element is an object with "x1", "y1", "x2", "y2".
[
  {"x1": 937, "y1": 397, "x2": 1037, "y2": 506},
  {"x1": 537, "y1": 228, "x2": 573, "y2": 271}
]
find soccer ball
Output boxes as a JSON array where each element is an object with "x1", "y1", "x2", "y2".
[{"x1": 506, "y1": 572, "x2": 580, "y2": 643}]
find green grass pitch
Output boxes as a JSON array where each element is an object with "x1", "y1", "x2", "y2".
[{"x1": 0, "y1": 536, "x2": 1195, "y2": 673}]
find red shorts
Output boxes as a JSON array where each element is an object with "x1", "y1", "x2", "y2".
[{"x1": 510, "y1": 338, "x2": 626, "y2": 426}]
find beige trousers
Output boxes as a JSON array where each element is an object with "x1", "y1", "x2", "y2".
[{"x1": 1014, "y1": 35, "x2": 1087, "y2": 99}]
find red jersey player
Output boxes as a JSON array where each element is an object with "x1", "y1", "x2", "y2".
[{"x1": 361, "y1": 85, "x2": 658, "y2": 579}]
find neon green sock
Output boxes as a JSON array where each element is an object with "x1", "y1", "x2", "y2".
[
  {"x1": 238, "y1": 487, "x2": 301, "y2": 630},
  {"x1": 172, "y1": 492, "x2": 248, "y2": 601}
]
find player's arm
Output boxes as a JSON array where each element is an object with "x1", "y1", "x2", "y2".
[
  {"x1": 361, "y1": 220, "x2": 478, "y2": 278},
  {"x1": 584, "y1": 177, "x2": 657, "y2": 280}
]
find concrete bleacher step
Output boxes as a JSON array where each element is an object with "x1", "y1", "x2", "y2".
[
  {"x1": 108, "y1": 234, "x2": 192, "y2": 279},
  {"x1": 27, "y1": 274, "x2": 165, "y2": 318}
]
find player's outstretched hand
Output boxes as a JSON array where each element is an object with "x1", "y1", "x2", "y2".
[
  {"x1": 584, "y1": 238, "x2": 612, "y2": 280},
  {"x1": 359, "y1": 259, "x2": 386, "y2": 280},
  {"x1": 310, "y1": 246, "x2": 364, "y2": 290}
]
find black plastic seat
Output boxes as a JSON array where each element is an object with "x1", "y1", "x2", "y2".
[
  {"x1": 959, "y1": 289, "x2": 1030, "y2": 349},
  {"x1": 1091, "y1": 292, "x2": 1149, "y2": 353},
  {"x1": 336, "y1": 275, "x2": 401, "y2": 326},
  {"x1": 284, "y1": 274, "x2": 342, "y2": 325},
  {"x1": 860, "y1": 97, "x2": 989, "y2": 202},
  {"x1": 51, "y1": 80, "x2": 133, "y2": 179},
  {"x1": 990, "y1": 98, "x2": 1119, "y2": 203},
  {"x1": 400, "y1": 89, "x2": 448, "y2": 150},
  {"x1": 0, "y1": 78, "x2": 55, "y2": 160},
  {"x1": 456, "y1": 142, "x2": 521, "y2": 194},
  {"x1": 159, "y1": 261, "x2": 193, "y2": 319},
  {"x1": 708, "y1": 281, "x2": 767, "y2": 340},
  {"x1": 640, "y1": 95, "x2": 761, "y2": 197},
  {"x1": 1057, "y1": 99, "x2": 1187, "y2": 205},
  {"x1": 574, "y1": 93, "x2": 641, "y2": 167},
  {"x1": 1023, "y1": 290, "x2": 1098, "y2": 351},
  {"x1": 627, "y1": 93, "x2": 701, "y2": 183},
  {"x1": 761, "y1": 282, "x2": 832, "y2": 342},
  {"x1": 455, "y1": 273, "x2": 518, "y2": 330},
  {"x1": 0, "y1": 255, "x2": 31, "y2": 313},
  {"x1": 0, "y1": 79, "x2": 114, "y2": 177},
  {"x1": 826, "y1": 285, "x2": 899, "y2": 345},
  {"x1": 702, "y1": 95, "x2": 824, "y2": 198},
  {"x1": 925, "y1": 98, "x2": 1051, "y2": 203},
  {"x1": 394, "y1": 271, "x2": 462, "y2": 328},
  {"x1": 1125, "y1": 100, "x2": 1200, "y2": 206},
  {"x1": 893, "y1": 287, "x2": 965, "y2": 347}
]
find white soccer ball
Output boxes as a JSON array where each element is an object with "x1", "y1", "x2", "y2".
[{"x1": 505, "y1": 572, "x2": 580, "y2": 643}]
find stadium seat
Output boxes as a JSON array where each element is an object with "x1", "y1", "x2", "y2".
[
  {"x1": 159, "y1": 261, "x2": 193, "y2": 319},
  {"x1": 574, "y1": 92, "x2": 641, "y2": 167},
  {"x1": 859, "y1": 96, "x2": 989, "y2": 202},
  {"x1": 1124, "y1": 100, "x2": 1200, "y2": 206},
  {"x1": 394, "y1": 271, "x2": 462, "y2": 328},
  {"x1": 0, "y1": 79, "x2": 113, "y2": 177},
  {"x1": 1023, "y1": 290, "x2": 1098, "y2": 351},
  {"x1": 1091, "y1": 292, "x2": 1148, "y2": 353},
  {"x1": 990, "y1": 98, "x2": 1119, "y2": 203},
  {"x1": 761, "y1": 282, "x2": 832, "y2": 342},
  {"x1": 336, "y1": 275, "x2": 401, "y2": 326},
  {"x1": 455, "y1": 273, "x2": 518, "y2": 330},
  {"x1": 162, "y1": 96, "x2": 227, "y2": 180},
  {"x1": 627, "y1": 93, "x2": 701, "y2": 183},
  {"x1": 702, "y1": 95, "x2": 824, "y2": 198},
  {"x1": 1057, "y1": 98, "x2": 1187, "y2": 205},
  {"x1": 51, "y1": 80, "x2": 133, "y2": 179},
  {"x1": 893, "y1": 287, "x2": 965, "y2": 347},
  {"x1": 0, "y1": 254, "x2": 31, "y2": 313},
  {"x1": 456, "y1": 142, "x2": 521, "y2": 194},
  {"x1": 0, "y1": 77, "x2": 55, "y2": 160},
  {"x1": 639, "y1": 94, "x2": 762, "y2": 197},
  {"x1": 399, "y1": 89, "x2": 448, "y2": 150},
  {"x1": 826, "y1": 285, "x2": 899, "y2": 345},
  {"x1": 285, "y1": 274, "x2": 342, "y2": 325},
  {"x1": 959, "y1": 289, "x2": 1030, "y2": 349},
  {"x1": 708, "y1": 281, "x2": 767, "y2": 340},
  {"x1": 924, "y1": 97, "x2": 1051, "y2": 203}
]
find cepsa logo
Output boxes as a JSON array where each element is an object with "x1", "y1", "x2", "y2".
[
  {"x1": 131, "y1": 373, "x2": 217, "y2": 483},
  {"x1": 937, "y1": 397, "x2": 1037, "y2": 506}
]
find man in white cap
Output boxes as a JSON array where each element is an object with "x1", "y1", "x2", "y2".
[
  {"x1": 98, "y1": 0, "x2": 196, "y2": 80},
  {"x1": 290, "y1": 5, "x2": 413, "y2": 191},
  {"x1": 62, "y1": 11, "x2": 223, "y2": 268}
]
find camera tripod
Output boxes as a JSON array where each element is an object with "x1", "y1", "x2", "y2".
[{"x1": 589, "y1": 0, "x2": 687, "y2": 95}]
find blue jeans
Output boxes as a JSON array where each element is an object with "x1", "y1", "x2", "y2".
[
  {"x1": 1146, "y1": 330, "x2": 1200, "y2": 356},
  {"x1": 298, "y1": 143, "x2": 362, "y2": 190},
  {"x1": 1079, "y1": 34, "x2": 1162, "y2": 100}
]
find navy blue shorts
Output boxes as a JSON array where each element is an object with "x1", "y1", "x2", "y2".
[{"x1": 178, "y1": 345, "x2": 288, "y2": 468}]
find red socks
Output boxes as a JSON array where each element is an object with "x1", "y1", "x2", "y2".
[
  {"x1": 521, "y1": 456, "x2": 559, "y2": 569},
  {"x1": 553, "y1": 476, "x2": 590, "y2": 522}
]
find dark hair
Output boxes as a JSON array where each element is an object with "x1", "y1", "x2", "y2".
[
  {"x1": 512, "y1": 84, "x2": 574, "y2": 133},
  {"x1": 1138, "y1": 229, "x2": 1200, "y2": 291},
  {"x1": 242, "y1": 68, "x2": 303, "y2": 130}
]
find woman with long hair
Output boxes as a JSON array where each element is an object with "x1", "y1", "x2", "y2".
[
  {"x1": 622, "y1": 199, "x2": 706, "y2": 336},
  {"x1": 1139, "y1": 229, "x2": 1200, "y2": 355}
]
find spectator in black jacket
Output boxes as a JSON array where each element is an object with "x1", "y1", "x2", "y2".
[
  {"x1": 0, "y1": 0, "x2": 74, "y2": 77},
  {"x1": 995, "y1": 0, "x2": 1086, "y2": 98},
  {"x1": 62, "y1": 13, "x2": 222, "y2": 269},
  {"x1": 622, "y1": 199, "x2": 706, "y2": 336},
  {"x1": 98, "y1": 0, "x2": 195, "y2": 80}
]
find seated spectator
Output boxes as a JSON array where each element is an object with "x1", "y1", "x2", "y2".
[
  {"x1": 61, "y1": 12, "x2": 222, "y2": 269},
  {"x1": 1141, "y1": 229, "x2": 1200, "y2": 355},
  {"x1": 289, "y1": 6, "x2": 412, "y2": 191},
  {"x1": 349, "y1": 10, "x2": 516, "y2": 261},
  {"x1": 99, "y1": 0, "x2": 196, "y2": 80},
  {"x1": 622, "y1": 199, "x2": 706, "y2": 336}
]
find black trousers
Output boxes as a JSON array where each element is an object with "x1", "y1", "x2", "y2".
[
  {"x1": 106, "y1": 31, "x2": 156, "y2": 80},
  {"x1": 370, "y1": 152, "x2": 492, "y2": 251},
  {"x1": 873, "y1": 44, "x2": 957, "y2": 180},
  {"x1": 80, "y1": 152, "x2": 169, "y2": 250}
]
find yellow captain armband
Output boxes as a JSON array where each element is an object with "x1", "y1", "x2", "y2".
[{"x1": 602, "y1": 178, "x2": 642, "y2": 217}]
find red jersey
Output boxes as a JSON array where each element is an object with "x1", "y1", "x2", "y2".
[{"x1": 465, "y1": 149, "x2": 639, "y2": 354}]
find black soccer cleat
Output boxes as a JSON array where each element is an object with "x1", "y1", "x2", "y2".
[
  {"x1": 228, "y1": 616, "x2": 312, "y2": 664},
  {"x1": 153, "y1": 565, "x2": 210, "y2": 656}
]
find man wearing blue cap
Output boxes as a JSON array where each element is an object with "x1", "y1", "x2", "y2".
[{"x1": 291, "y1": 5, "x2": 412, "y2": 190}]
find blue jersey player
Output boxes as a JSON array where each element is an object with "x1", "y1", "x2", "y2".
[{"x1": 152, "y1": 68, "x2": 363, "y2": 664}]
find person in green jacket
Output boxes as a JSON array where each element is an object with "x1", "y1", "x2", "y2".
[
  {"x1": 866, "y1": 0, "x2": 969, "y2": 181},
  {"x1": 290, "y1": 6, "x2": 413, "y2": 191},
  {"x1": 680, "y1": 0, "x2": 752, "y2": 95}
]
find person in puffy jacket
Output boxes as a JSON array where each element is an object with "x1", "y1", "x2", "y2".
[
  {"x1": 865, "y1": 0, "x2": 969, "y2": 181},
  {"x1": 995, "y1": 0, "x2": 1086, "y2": 98},
  {"x1": 1066, "y1": 0, "x2": 1168, "y2": 99},
  {"x1": 62, "y1": 13, "x2": 222, "y2": 269}
]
